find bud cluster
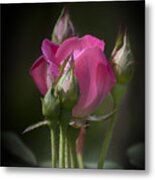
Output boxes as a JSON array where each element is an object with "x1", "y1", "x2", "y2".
[{"x1": 42, "y1": 55, "x2": 79, "y2": 122}]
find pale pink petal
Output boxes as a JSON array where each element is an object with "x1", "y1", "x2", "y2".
[
  {"x1": 41, "y1": 39, "x2": 59, "y2": 64},
  {"x1": 72, "y1": 47, "x2": 116, "y2": 117},
  {"x1": 30, "y1": 56, "x2": 48, "y2": 95},
  {"x1": 56, "y1": 35, "x2": 105, "y2": 64}
]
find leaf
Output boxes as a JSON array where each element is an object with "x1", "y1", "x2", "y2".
[
  {"x1": 23, "y1": 120, "x2": 49, "y2": 134},
  {"x1": 127, "y1": 143, "x2": 145, "y2": 169},
  {"x1": 85, "y1": 160, "x2": 123, "y2": 169},
  {"x1": 84, "y1": 162, "x2": 97, "y2": 169},
  {"x1": 103, "y1": 160, "x2": 123, "y2": 169},
  {"x1": 88, "y1": 109, "x2": 117, "y2": 122},
  {"x1": 1, "y1": 131, "x2": 37, "y2": 166},
  {"x1": 39, "y1": 161, "x2": 51, "y2": 168}
]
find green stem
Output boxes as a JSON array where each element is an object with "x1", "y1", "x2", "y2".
[
  {"x1": 67, "y1": 127, "x2": 79, "y2": 168},
  {"x1": 59, "y1": 125, "x2": 65, "y2": 168},
  {"x1": 69, "y1": 140, "x2": 77, "y2": 168},
  {"x1": 65, "y1": 136, "x2": 70, "y2": 168},
  {"x1": 77, "y1": 153, "x2": 84, "y2": 168},
  {"x1": 50, "y1": 128, "x2": 57, "y2": 168},
  {"x1": 97, "y1": 114, "x2": 117, "y2": 169},
  {"x1": 76, "y1": 127, "x2": 85, "y2": 169}
]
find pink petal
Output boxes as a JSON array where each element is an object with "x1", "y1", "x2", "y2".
[
  {"x1": 45, "y1": 61, "x2": 59, "y2": 91},
  {"x1": 72, "y1": 47, "x2": 116, "y2": 117},
  {"x1": 30, "y1": 55, "x2": 60, "y2": 95},
  {"x1": 30, "y1": 56, "x2": 48, "y2": 95},
  {"x1": 81, "y1": 35, "x2": 105, "y2": 51},
  {"x1": 41, "y1": 39, "x2": 59, "y2": 64},
  {"x1": 56, "y1": 35, "x2": 105, "y2": 65}
]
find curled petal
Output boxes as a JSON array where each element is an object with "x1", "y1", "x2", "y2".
[
  {"x1": 41, "y1": 39, "x2": 59, "y2": 64},
  {"x1": 30, "y1": 55, "x2": 59, "y2": 95},
  {"x1": 30, "y1": 56, "x2": 48, "y2": 95},
  {"x1": 72, "y1": 47, "x2": 116, "y2": 117},
  {"x1": 56, "y1": 35, "x2": 105, "y2": 64}
]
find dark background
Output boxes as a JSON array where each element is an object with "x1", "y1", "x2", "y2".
[{"x1": 1, "y1": 1, "x2": 145, "y2": 169}]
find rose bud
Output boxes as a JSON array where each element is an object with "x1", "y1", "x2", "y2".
[
  {"x1": 52, "y1": 7, "x2": 75, "y2": 44},
  {"x1": 42, "y1": 86, "x2": 60, "y2": 121},
  {"x1": 56, "y1": 56, "x2": 80, "y2": 110},
  {"x1": 30, "y1": 35, "x2": 116, "y2": 118},
  {"x1": 111, "y1": 29, "x2": 134, "y2": 84}
]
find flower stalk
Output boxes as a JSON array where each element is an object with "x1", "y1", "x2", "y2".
[
  {"x1": 59, "y1": 124, "x2": 66, "y2": 168},
  {"x1": 97, "y1": 113, "x2": 117, "y2": 169},
  {"x1": 67, "y1": 126, "x2": 79, "y2": 168},
  {"x1": 76, "y1": 127, "x2": 86, "y2": 168},
  {"x1": 65, "y1": 136, "x2": 70, "y2": 168},
  {"x1": 50, "y1": 127, "x2": 57, "y2": 168},
  {"x1": 69, "y1": 139, "x2": 77, "y2": 168}
]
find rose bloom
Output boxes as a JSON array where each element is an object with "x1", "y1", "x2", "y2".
[{"x1": 30, "y1": 35, "x2": 116, "y2": 118}]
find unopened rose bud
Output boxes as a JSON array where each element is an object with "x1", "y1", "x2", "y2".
[
  {"x1": 42, "y1": 87, "x2": 60, "y2": 120},
  {"x1": 56, "y1": 56, "x2": 79, "y2": 110},
  {"x1": 111, "y1": 29, "x2": 134, "y2": 84},
  {"x1": 52, "y1": 7, "x2": 75, "y2": 44}
]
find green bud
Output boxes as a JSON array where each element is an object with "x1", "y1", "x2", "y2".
[
  {"x1": 111, "y1": 29, "x2": 134, "y2": 84},
  {"x1": 42, "y1": 87, "x2": 60, "y2": 120},
  {"x1": 56, "y1": 56, "x2": 79, "y2": 110},
  {"x1": 52, "y1": 7, "x2": 75, "y2": 44}
]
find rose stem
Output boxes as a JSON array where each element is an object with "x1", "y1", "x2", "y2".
[
  {"x1": 67, "y1": 126, "x2": 78, "y2": 168},
  {"x1": 59, "y1": 124, "x2": 65, "y2": 168},
  {"x1": 69, "y1": 139, "x2": 77, "y2": 168},
  {"x1": 76, "y1": 127, "x2": 85, "y2": 168},
  {"x1": 50, "y1": 127, "x2": 57, "y2": 168},
  {"x1": 77, "y1": 153, "x2": 84, "y2": 169},
  {"x1": 97, "y1": 113, "x2": 117, "y2": 169},
  {"x1": 65, "y1": 136, "x2": 70, "y2": 168}
]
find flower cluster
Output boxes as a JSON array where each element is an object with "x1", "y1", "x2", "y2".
[
  {"x1": 30, "y1": 35, "x2": 116, "y2": 118},
  {"x1": 28, "y1": 7, "x2": 134, "y2": 169}
]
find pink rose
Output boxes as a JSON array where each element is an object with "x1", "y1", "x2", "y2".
[{"x1": 30, "y1": 35, "x2": 116, "y2": 117}]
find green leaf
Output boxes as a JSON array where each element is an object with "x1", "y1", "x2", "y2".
[
  {"x1": 84, "y1": 162, "x2": 97, "y2": 169},
  {"x1": 127, "y1": 143, "x2": 145, "y2": 169},
  {"x1": 88, "y1": 109, "x2": 117, "y2": 122},
  {"x1": 23, "y1": 120, "x2": 50, "y2": 134},
  {"x1": 85, "y1": 160, "x2": 123, "y2": 169},
  {"x1": 39, "y1": 161, "x2": 51, "y2": 168},
  {"x1": 104, "y1": 160, "x2": 123, "y2": 169},
  {"x1": 2, "y1": 131, "x2": 37, "y2": 166}
]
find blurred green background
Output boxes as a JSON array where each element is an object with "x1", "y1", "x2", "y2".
[{"x1": 1, "y1": 1, "x2": 145, "y2": 169}]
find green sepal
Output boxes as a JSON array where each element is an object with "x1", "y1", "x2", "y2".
[
  {"x1": 111, "y1": 29, "x2": 134, "y2": 84},
  {"x1": 56, "y1": 55, "x2": 80, "y2": 110},
  {"x1": 52, "y1": 7, "x2": 75, "y2": 44},
  {"x1": 42, "y1": 87, "x2": 60, "y2": 124},
  {"x1": 23, "y1": 120, "x2": 50, "y2": 134}
]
